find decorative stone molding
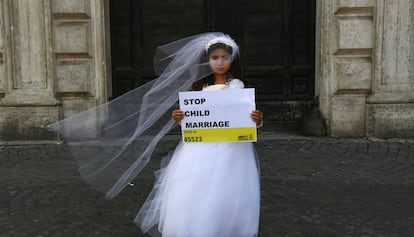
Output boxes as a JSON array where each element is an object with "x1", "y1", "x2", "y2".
[
  {"x1": 52, "y1": 1, "x2": 94, "y2": 97},
  {"x1": 318, "y1": 0, "x2": 334, "y2": 131},
  {"x1": 13, "y1": 1, "x2": 51, "y2": 90},
  {"x1": 51, "y1": 0, "x2": 109, "y2": 119},
  {"x1": 0, "y1": 0, "x2": 56, "y2": 104},
  {"x1": 335, "y1": 0, "x2": 376, "y2": 9},
  {"x1": 370, "y1": 0, "x2": 414, "y2": 97},
  {"x1": 319, "y1": 0, "x2": 376, "y2": 137},
  {"x1": 0, "y1": 1, "x2": 4, "y2": 98}
]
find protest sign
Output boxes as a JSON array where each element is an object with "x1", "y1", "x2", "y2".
[{"x1": 178, "y1": 88, "x2": 256, "y2": 143}]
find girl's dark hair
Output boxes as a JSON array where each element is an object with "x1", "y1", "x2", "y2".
[{"x1": 192, "y1": 43, "x2": 245, "y2": 91}]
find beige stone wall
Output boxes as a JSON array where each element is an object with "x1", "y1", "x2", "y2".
[
  {"x1": 0, "y1": 0, "x2": 58, "y2": 140},
  {"x1": 319, "y1": 0, "x2": 375, "y2": 137},
  {"x1": 366, "y1": 0, "x2": 414, "y2": 138},
  {"x1": 0, "y1": 0, "x2": 109, "y2": 141},
  {"x1": 319, "y1": 0, "x2": 414, "y2": 138},
  {"x1": 51, "y1": 0, "x2": 109, "y2": 118}
]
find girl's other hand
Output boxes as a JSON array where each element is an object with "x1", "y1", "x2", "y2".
[
  {"x1": 172, "y1": 109, "x2": 184, "y2": 122},
  {"x1": 250, "y1": 110, "x2": 263, "y2": 126}
]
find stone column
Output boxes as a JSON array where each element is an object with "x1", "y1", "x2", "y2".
[
  {"x1": 3, "y1": 0, "x2": 56, "y2": 102},
  {"x1": 0, "y1": 0, "x2": 60, "y2": 140},
  {"x1": 51, "y1": 0, "x2": 109, "y2": 118},
  {"x1": 367, "y1": 0, "x2": 414, "y2": 138},
  {"x1": 319, "y1": 0, "x2": 375, "y2": 137},
  {"x1": 0, "y1": 0, "x2": 110, "y2": 141}
]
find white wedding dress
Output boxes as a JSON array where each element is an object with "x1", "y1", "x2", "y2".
[{"x1": 135, "y1": 83, "x2": 260, "y2": 237}]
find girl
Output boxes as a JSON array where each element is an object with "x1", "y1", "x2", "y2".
[
  {"x1": 136, "y1": 35, "x2": 263, "y2": 237},
  {"x1": 47, "y1": 33, "x2": 262, "y2": 237}
]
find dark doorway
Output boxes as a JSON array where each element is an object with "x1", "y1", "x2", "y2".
[{"x1": 109, "y1": 0, "x2": 315, "y2": 127}]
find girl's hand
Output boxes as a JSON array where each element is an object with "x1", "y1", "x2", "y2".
[
  {"x1": 172, "y1": 109, "x2": 184, "y2": 122},
  {"x1": 250, "y1": 110, "x2": 263, "y2": 126}
]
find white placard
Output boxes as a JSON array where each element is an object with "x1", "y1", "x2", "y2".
[{"x1": 178, "y1": 88, "x2": 257, "y2": 143}]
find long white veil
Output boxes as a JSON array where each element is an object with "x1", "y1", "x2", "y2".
[{"x1": 47, "y1": 32, "x2": 239, "y2": 199}]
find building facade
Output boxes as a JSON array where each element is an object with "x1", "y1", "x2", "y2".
[
  {"x1": 319, "y1": 0, "x2": 414, "y2": 138},
  {"x1": 0, "y1": 0, "x2": 413, "y2": 141}
]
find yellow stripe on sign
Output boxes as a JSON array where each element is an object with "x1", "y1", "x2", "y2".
[{"x1": 183, "y1": 127, "x2": 257, "y2": 143}]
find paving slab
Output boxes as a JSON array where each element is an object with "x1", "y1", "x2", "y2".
[{"x1": 1, "y1": 135, "x2": 413, "y2": 237}]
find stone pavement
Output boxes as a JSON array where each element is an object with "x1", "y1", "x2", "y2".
[{"x1": 1, "y1": 135, "x2": 414, "y2": 237}]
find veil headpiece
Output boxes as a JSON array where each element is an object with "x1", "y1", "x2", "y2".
[
  {"x1": 205, "y1": 36, "x2": 238, "y2": 56},
  {"x1": 47, "y1": 32, "x2": 239, "y2": 199}
]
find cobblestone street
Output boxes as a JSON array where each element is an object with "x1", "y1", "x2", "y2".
[{"x1": 1, "y1": 135, "x2": 414, "y2": 237}]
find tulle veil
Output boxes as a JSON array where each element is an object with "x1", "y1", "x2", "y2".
[{"x1": 47, "y1": 32, "x2": 239, "y2": 199}]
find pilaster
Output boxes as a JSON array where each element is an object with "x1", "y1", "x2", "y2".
[
  {"x1": 0, "y1": 0, "x2": 109, "y2": 140},
  {"x1": 319, "y1": 0, "x2": 375, "y2": 137},
  {"x1": 366, "y1": 0, "x2": 414, "y2": 138},
  {"x1": 0, "y1": 0, "x2": 59, "y2": 140},
  {"x1": 51, "y1": 0, "x2": 109, "y2": 118},
  {"x1": 1, "y1": 0, "x2": 57, "y2": 104}
]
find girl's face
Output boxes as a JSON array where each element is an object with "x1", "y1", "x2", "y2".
[{"x1": 208, "y1": 48, "x2": 232, "y2": 75}]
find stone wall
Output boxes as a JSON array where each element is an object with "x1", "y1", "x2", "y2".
[
  {"x1": 319, "y1": 0, "x2": 414, "y2": 138},
  {"x1": 0, "y1": 0, "x2": 109, "y2": 141},
  {"x1": 366, "y1": 0, "x2": 414, "y2": 138},
  {"x1": 51, "y1": 0, "x2": 109, "y2": 117}
]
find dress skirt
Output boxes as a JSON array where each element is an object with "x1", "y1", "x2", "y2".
[{"x1": 135, "y1": 141, "x2": 260, "y2": 237}]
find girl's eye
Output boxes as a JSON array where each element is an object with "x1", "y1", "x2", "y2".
[
  {"x1": 222, "y1": 56, "x2": 230, "y2": 61},
  {"x1": 210, "y1": 55, "x2": 230, "y2": 61}
]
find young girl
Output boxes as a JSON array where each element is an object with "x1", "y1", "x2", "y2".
[
  {"x1": 136, "y1": 35, "x2": 263, "y2": 237},
  {"x1": 47, "y1": 33, "x2": 262, "y2": 237}
]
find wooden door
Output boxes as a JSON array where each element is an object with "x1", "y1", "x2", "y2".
[
  {"x1": 109, "y1": 0, "x2": 207, "y2": 98},
  {"x1": 110, "y1": 0, "x2": 315, "y2": 123},
  {"x1": 213, "y1": 0, "x2": 316, "y2": 121}
]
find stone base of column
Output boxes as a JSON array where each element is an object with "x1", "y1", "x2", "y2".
[
  {"x1": 366, "y1": 93, "x2": 414, "y2": 138},
  {"x1": 0, "y1": 100, "x2": 61, "y2": 141}
]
